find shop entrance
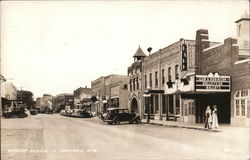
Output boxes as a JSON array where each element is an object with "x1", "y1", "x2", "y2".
[{"x1": 196, "y1": 93, "x2": 230, "y2": 123}]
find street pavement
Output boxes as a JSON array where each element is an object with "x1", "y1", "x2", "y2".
[{"x1": 1, "y1": 114, "x2": 249, "y2": 160}]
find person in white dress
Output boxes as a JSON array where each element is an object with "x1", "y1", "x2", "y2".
[
  {"x1": 204, "y1": 106, "x2": 212, "y2": 129},
  {"x1": 212, "y1": 105, "x2": 219, "y2": 129}
]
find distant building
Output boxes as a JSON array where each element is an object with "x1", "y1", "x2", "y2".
[
  {"x1": 235, "y1": 11, "x2": 250, "y2": 56},
  {"x1": 1, "y1": 75, "x2": 17, "y2": 116},
  {"x1": 91, "y1": 74, "x2": 128, "y2": 115},
  {"x1": 36, "y1": 94, "x2": 53, "y2": 112},
  {"x1": 73, "y1": 86, "x2": 91, "y2": 105},
  {"x1": 52, "y1": 93, "x2": 74, "y2": 111}
]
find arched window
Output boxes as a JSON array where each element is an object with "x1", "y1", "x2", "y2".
[{"x1": 136, "y1": 77, "x2": 139, "y2": 90}]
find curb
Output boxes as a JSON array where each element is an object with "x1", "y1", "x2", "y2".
[{"x1": 141, "y1": 122, "x2": 221, "y2": 132}]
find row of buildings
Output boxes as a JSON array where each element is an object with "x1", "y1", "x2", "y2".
[
  {"x1": 0, "y1": 75, "x2": 18, "y2": 116},
  {"x1": 126, "y1": 12, "x2": 250, "y2": 127},
  {"x1": 35, "y1": 12, "x2": 249, "y2": 127}
]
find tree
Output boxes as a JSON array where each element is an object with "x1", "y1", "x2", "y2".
[{"x1": 17, "y1": 90, "x2": 35, "y2": 109}]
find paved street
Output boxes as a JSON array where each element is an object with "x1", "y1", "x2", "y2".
[{"x1": 1, "y1": 114, "x2": 249, "y2": 160}]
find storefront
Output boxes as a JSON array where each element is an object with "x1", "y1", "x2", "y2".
[{"x1": 165, "y1": 72, "x2": 231, "y2": 124}]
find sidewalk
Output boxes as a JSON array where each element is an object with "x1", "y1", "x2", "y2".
[{"x1": 141, "y1": 118, "x2": 250, "y2": 133}]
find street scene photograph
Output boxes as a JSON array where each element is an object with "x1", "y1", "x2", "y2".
[{"x1": 1, "y1": 1, "x2": 250, "y2": 160}]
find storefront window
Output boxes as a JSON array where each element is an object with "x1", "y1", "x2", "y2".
[
  {"x1": 236, "y1": 100, "x2": 240, "y2": 116},
  {"x1": 155, "y1": 95, "x2": 159, "y2": 113},
  {"x1": 241, "y1": 100, "x2": 245, "y2": 116},
  {"x1": 192, "y1": 101, "x2": 195, "y2": 115},
  {"x1": 234, "y1": 89, "x2": 249, "y2": 117},
  {"x1": 184, "y1": 103, "x2": 188, "y2": 116},
  {"x1": 162, "y1": 95, "x2": 166, "y2": 114},
  {"x1": 176, "y1": 95, "x2": 180, "y2": 115}
]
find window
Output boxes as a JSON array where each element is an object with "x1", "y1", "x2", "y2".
[
  {"x1": 136, "y1": 77, "x2": 139, "y2": 90},
  {"x1": 236, "y1": 100, "x2": 240, "y2": 116},
  {"x1": 155, "y1": 71, "x2": 158, "y2": 87},
  {"x1": 241, "y1": 100, "x2": 245, "y2": 116},
  {"x1": 175, "y1": 65, "x2": 179, "y2": 80},
  {"x1": 119, "y1": 110, "x2": 123, "y2": 114},
  {"x1": 133, "y1": 78, "x2": 135, "y2": 91},
  {"x1": 192, "y1": 101, "x2": 195, "y2": 115},
  {"x1": 129, "y1": 79, "x2": 132, "y2": 91},
  {"x1": 124, "y1": 84, "x2": 128, "y2": 89},
  {"x1": 145, "y1": 75, "x2": 147, "y2": 88},
  {"x1": 149, "y1": 73, "x2": 152, "y2": 87},
  {"x1": 238, "y1": 24, "x2": 242, "y2": 36},
  {"x1": 168, "y1": 67, "x2": 171, "y2": 82},
  {"x1": 155, "y1": 95, "x2": 159, "y2": 113},
  {"x1": 184, "y1": 103, "x2": 188, "y2": 116},
  {"x1": 234, "y1": 89, "x2": 249, "y2": 117},
  {"x1": 176, "y1": 95, "x2": 180, "y2": 115},
  {"x1": 162, "y1": 95, "x2": 166, "y2": 114},
  {"x1": 162, "y1": 69, "x2": 165, "y2": 85}
]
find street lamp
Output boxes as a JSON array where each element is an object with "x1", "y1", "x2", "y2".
[{"x1": 143, "y1": 86, "x2": 151, "y2": 123}]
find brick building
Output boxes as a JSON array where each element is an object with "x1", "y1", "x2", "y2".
[
  {"x1": 52, "y1": 93, "x2": 74, "y2": 112},
  {"x1": 73, "y1": 86, "x2": 91, "y2": 105},
  {"x1": 128, "y1": 12, "x2": 250, "y2": 127},
  {"x1": 91, "y1": 74, "x2": 128, "y2": 115}
]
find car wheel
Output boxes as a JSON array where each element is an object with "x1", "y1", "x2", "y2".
[
  {"x1": 136, "y1": 119, "x2": 141, "y2": 124},
  {"x1": 113, "y1": 117, "x2": 120, "y2": 125},
  {"x1": 108, "y1": 122, "x2": 113, "y2": 125}
]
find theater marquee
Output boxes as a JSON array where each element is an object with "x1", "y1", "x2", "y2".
[{"x1": 195, "y1": 73, "x2": 230, "y2": 92}]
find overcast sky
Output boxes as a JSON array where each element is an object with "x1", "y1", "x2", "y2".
[{"x1": 1, "y1": 0, "x2": 249, "y2": 98}]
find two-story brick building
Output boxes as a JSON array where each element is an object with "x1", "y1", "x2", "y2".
[
  {"x1": 128, "y1": 13, "x2": 250, "y2": 127},
  {"x1": 91, "y1": 74, "x2": 128, "y2": 115}
]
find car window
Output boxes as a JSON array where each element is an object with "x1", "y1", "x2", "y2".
[
  {"x1": 118, "y1": 110, "x2": 123, "y2": 114},
  {"x1": 124, "y1": 110, "x2": 129, "y2": 113}
]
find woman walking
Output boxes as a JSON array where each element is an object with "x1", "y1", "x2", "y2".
[
  {"x1": 212, "y1": 105, "x2": 219, "y2": 129},
  {"x1": 204, "y1": 106, "x2": 212, "y2": 129}
]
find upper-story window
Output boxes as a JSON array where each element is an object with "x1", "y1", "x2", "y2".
[
  {"x1": 145, "y1": 75, "x2": 147, "y2": 88},
  {"x1": 129, "y1": 79, "x2": 132, "y2": 91},
  {"x1": 162, "y1": 69, "x2": 165, "y2": 85},
  {"x1": 155, "y1": 71, "x2": 158, "y2": 87},
  {"x1": 234, "y1": 89, "x2": 249, "y2": 117},
  {"x1": 133, "y1": 78, "x2": 135, "y2": 91},
  {"x1": 168, "y1": 67, "x2": 172, "y2": 82},
  {"x1": 238, "y1": 24, "x2": 242, "y2": 36},
  {"x1": 149, "y1": 73, "x2": 152, "y2": 88},
  {"x1": 175, "y1": 65, "x2": 179, "y2": 80},
  {"x1": 136, "y1": 77, "x2": 139, "y2": 90}
]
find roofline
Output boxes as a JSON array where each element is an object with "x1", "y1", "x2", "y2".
[{"x1": 235, "y1": 18, "x2": 250, "y2": 23}]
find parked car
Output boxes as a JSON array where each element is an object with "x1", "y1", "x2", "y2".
[
  {"x1": 60, "y1": 110, "x2": 66, "y2": 115},
  {"x1": 104, "y1": 108, "x2": 141, "y2": 125},
  {"x1": 29, "y1": 109, "x2": 38, "y2": 115}
]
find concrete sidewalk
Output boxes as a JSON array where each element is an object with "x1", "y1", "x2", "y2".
[{"x1": 141, "y1": 118, "x2": 249, "y2": 133}]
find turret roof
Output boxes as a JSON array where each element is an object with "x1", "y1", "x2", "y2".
[
  {"x1": 133, "y1": 46, "x2": 146, "y2": 57},
  {"x1": 235, "y1": 11, "x2": 250, "y2": 23}
]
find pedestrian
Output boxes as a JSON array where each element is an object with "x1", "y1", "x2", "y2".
[
  {"x1": 204, "y1": 106, "x2": 212, "y2": 129},
  {"x1": 212, "y1": 105, "x2": 219, "y2": 129}
]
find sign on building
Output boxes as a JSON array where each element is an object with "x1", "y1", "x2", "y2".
[
  {"x1": 195, "y1": 73, "x2": 230, "y2": 92},
  {"x1": 181, "y1": 43, "x2": 188, "y2": 71}
]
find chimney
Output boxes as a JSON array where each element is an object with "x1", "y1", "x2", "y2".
[{"x1": 195, "y1": 29, "x2": 210, "y2": 74}]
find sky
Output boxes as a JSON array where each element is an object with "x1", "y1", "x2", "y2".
[{"x1": 1, "y1": 0, "x2": 249, "y2": 98}]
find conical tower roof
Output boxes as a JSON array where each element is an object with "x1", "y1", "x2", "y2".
[
  {"x1": 133, "y1": 46, "x2": 146, "y2": 58},
  {"x1": 235, "y1": 11, "x2": 250, "y2": 23}
]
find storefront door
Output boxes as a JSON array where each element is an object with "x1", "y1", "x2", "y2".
[{"x1": 183, "y1": 99, "x2": 195, "y2": 123}]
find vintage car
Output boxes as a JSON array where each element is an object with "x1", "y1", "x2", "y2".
[{"x1": 104, "y1": 108, "x2": 141, "y2": 125}]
